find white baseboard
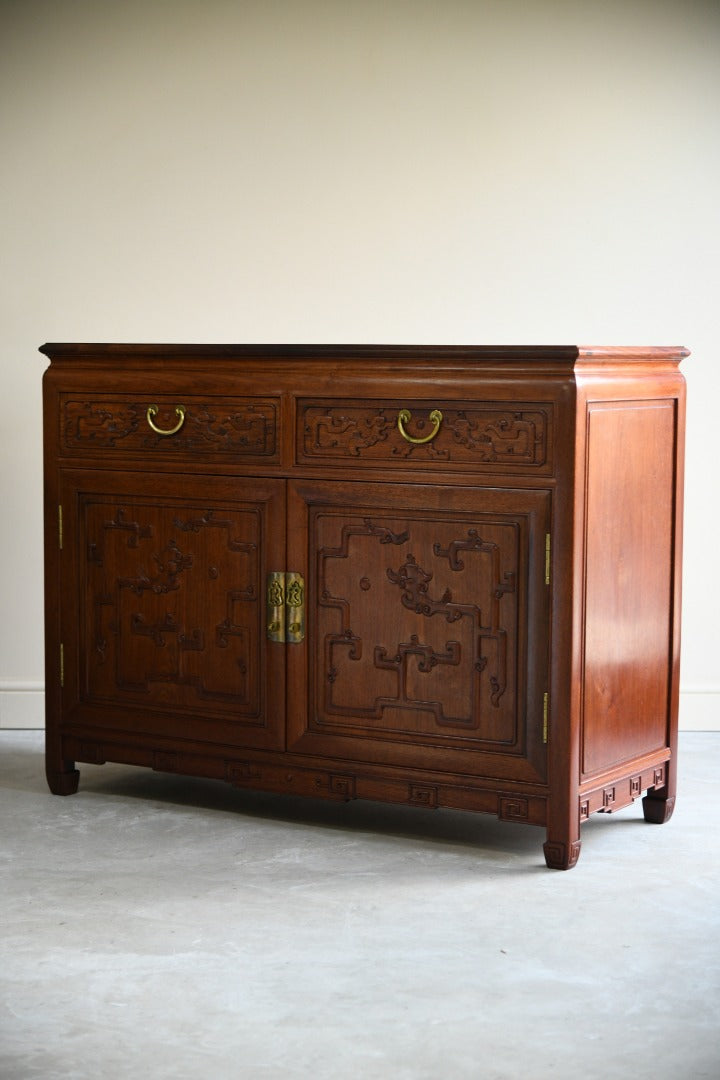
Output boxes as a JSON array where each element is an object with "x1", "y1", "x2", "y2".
[
  {"x1": 679, "y1": 688, "x2": 720, "y2": 732},
  {"x1": 0, "y1": 685, "x2": 45, "y2": 729},
  {"x1": 1, "y1": 686, "x2": 718, "y2": 731}
]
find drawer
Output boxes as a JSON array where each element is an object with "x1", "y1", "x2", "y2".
[
  {"x1": 61, "y1": 394, "x2": 280, "y2": 460},
  {"x1": 297, "y1": 398, "x2": 553, "y2": 473}
]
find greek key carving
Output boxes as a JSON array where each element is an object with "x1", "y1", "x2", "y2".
[
  {"x1": 544, "y1": 840, "x2": 582, "y2": 870},
  {"x1": 499, "y1": 796, "x2": 529, "y2": 821},
  {"x1": 409, "y1": 784, "x2": 438, "y2": 808}
]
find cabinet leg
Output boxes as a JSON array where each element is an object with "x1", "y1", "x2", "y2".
[
  {"x1": 543, "y1": 837, "x2": 582, "y2": 870},
  {"x1": 642, "y1": 755, "x2": 676, "y2": 824},
  {"x1": 544, "y1": 794, "x2": 582, "y2": 869},
  {"x1": 642, "y1": 790, "x2": 675, "y2": 824},
  {"x1": 46, "y1": 759, "x2": 80, "y2": 796}
]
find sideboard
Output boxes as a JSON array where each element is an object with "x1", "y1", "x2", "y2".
[{"x1": 41, "y1": 343, "x2": 687, "y2": 869}]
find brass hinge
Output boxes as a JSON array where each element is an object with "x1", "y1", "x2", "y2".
[
  {"x1": 267, "y1": 572, "x2": 305, "y2": 644},
  {"x1": 58, "y1": 505, "x2": 63, "y2": 550},
  {"x1": 60, "y1": 643, "x2": 65, "y2": 688},
  {"x1": 545, "y1": 533, "x2": 551, "y2": 585},
  {"x1": 543, "y1": 691, "x2": 549, "y2": 744}
]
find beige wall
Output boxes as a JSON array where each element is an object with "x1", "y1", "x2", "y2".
[{"x1": 2, "y1": 0, "x2": 718, "y2": 727}]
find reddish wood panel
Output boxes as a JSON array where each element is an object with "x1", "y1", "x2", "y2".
[{"x1": 581, "y1": 400, "x2": 676, "y2": 776}]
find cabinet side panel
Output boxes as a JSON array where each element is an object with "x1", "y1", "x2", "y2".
[{"x1": 582, "y1": 400, "x2": 675, "y2": 776}]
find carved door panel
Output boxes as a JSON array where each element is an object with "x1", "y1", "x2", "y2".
[
  {"x1": 286, "y1": 481, "x2": 550, "y2": 783},
  {"x1": 59, "y1": 469, "x2": 286, "y2": 750}
]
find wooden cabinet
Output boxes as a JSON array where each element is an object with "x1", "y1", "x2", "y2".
[{"x1": 41, "y1": 344, "x2": 687, "y2": 869}]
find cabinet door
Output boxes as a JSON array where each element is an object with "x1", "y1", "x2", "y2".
[
  {"x1": 58, "y1": 470, "x2": 286, "y2": 750},
  {"x1": 287, "y1": 481, "x2": 550, "y2": 783}
]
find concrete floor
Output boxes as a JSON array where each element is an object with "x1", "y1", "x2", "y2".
[{"x1": 1, "y1": 731, "x2": 718, "y2": 1080}]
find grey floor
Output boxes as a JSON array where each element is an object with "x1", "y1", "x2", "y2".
[{"x1": 1, "y1": 731, "x2": 718, "y2": 1080}]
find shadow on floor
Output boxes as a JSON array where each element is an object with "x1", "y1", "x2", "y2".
[{"x1": 0, "y1": 731, "x2": 654, "y2": 870}]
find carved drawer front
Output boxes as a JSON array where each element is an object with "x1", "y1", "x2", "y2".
[
  {"x1": 297, "y1": 398, "x2": 552, "y2": 473},
  {"x1": 61, "y1": 395, "x2": 279, "y2": 460}
]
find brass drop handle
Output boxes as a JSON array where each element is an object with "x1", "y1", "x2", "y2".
[
  {"x1": 146, "y1": 404, "x2": 186, "y2": 436},
  {"x1": 266, "y1": 572, "x2": 305, "y2": 643},
  {"x1": 285, "y1": 572, "x2": 305, "y2": 644},
  {"x1": 397, "y1": 408, "x2": 443, "y2": 445},
  {"x1": 266, "y1": 574, "x2": 285, "y2": 643}
]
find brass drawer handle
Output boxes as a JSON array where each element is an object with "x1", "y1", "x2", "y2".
[
  {"x1": 397, "y1": 408, "x2": 443, "y2": 445},
  {"x1": 146, "y1": 404, "x2": 186, "y2": 436}
]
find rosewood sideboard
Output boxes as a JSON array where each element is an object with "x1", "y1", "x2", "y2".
[{"x1": 41, "y1": 343, "x2": 686, "y2": 869}]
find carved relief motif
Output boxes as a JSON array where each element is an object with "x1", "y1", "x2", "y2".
[
  {"x1": 329, "y1": 775, "x2": 356, "y2": 799},
  {"x1": 82, "y1": 499, "x2": 260, "y2": 712},
  {"x1": 385, "y1": 528, "x2": 516, "y2": 708},
  {"x1": 451, "y1": 411, "x2": 543, "y2": 460},
  {"x1": 304, "y1": 411, "x2": 390, "y2": 455},
  {"x1": 409, "y1": 784, "x2": 438, "y2": 807},
  {"x1": 63, "y1": 399, "x2": 277, "y2": 455},
  {"x1": 315, "y1": 513, "x2": 520, "y2": 743},
  {"x1": 300, "y1": 402, "x2": 549, "y2": 469},
  {"x1": 88, "y1": 508, "x2": 151, "y2": 562},
  {"x1": 499, "y1": 796, "x2": 529, "y2": 821}
]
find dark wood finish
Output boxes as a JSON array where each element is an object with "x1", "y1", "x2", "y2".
[{"x1": 41, "y1": 343, "x2": 687, "y2": 869}]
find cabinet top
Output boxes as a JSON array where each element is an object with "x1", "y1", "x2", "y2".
[{"x1": 39, "y1": 343, "x2": 689, "y2": 363}]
